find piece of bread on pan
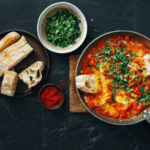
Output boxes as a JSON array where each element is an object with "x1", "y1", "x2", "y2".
[
  {"x1": 0, "y1": 36, "x2": 27, "y2": 63},
  {"x1": 19, "y1": 61, "x2": 44, "y2": 89},
  {"x1": 0, "y1": 32, "x2": 20, "y2": 52},
  {"x1": 1, "y1": 70, "x2": 18, "y2": 96},
  {"x1": 0, "y1": 43, "x2": 34, "y2": 77}
]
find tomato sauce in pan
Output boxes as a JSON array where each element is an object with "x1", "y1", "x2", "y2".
[{"x1": 80, "y1": 36, "x2": 150, "y2": 120}]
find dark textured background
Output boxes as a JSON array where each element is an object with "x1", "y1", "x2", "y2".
[{"x1": 0, "y1": 0, "x2": 150, "y2": 150}]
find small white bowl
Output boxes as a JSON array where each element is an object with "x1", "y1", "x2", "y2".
[{"x1": 37, "y1": 2, "x2": 87, "y2": 54}]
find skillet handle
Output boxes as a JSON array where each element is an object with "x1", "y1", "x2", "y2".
[{"x1": 146, "y1": 117, "x2": 150, "y2": 123}]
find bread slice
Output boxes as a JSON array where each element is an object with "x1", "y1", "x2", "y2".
[
  {"x1": 19, "y1": 61, "x2": 44, "y2": 89},
  {"x1": 1, "y1": 70, "x2": 18, "y2": 96},
  {"x1": 76, "y1": 74, "x2": 96, "y2": 93},
  {"x1": 0, "y1": 32, "x2": 20, "y2": 52},
  {"x1": 143, "y1": 54, "x2": 150, "y2": 75},
  {"x1": 0, "y1": 36, "x2": 27, "y2": 63},
  {"x1": 0, "y1": 43, "x2": 34, "y2": 77}
]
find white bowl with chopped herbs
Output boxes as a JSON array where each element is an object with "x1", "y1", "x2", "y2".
[{"x1": 37, "y1": 2, "x2": 87, "y2": 54}]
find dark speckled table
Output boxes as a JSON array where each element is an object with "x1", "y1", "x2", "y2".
[{"x1": 0, "y1": 0, "x2": 150, "y2": 150}]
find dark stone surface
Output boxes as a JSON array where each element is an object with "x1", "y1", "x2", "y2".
[{"x1": 0, "y1": 0, "x2": 150, "y2": 149}]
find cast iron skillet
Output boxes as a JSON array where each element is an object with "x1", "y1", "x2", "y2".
[
  {"x1": 0, "y1": 30, "x2": 49, "y2": 97},
  {"x1": 76, "y1": 30, "x2": 150, "y2": 125}
]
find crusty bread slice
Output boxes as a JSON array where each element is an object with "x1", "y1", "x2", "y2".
[
  {"x1": 0, "y1": 32, "x2": 20, "y2": 52},
  {"x1": 1, "y1": 70, "x2": 18, "y2": 96},
  {"x1": 143, "y1": 54, "x2": 150, "y2": 75},
  {"x1": 0, "y1": 36, "x2": 27, "y2": 63},
  {"x1": 0, "y1": 43, "x2": 34, "y2": 77},
  {"x1": 19, "y1": 61, "x2": 44, "y2": 89},
  {"x1": 76, "y1": 74, "x2": 96, "y2": 93}
]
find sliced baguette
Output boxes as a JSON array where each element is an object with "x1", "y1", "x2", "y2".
[
  {"x1": 76, "y1": 75, "x2": 96, "y2": 93},
  {"x1": 0, "y1": 36, "x2": 27, "y2": 63},
  {"x1": 143, "y1": 54, "x2": 150, "y2": 75},
  {"x1": 0, "y1": 32, "x2": 20, "y2": 52},
  {"x1": 1, "y1": 70, "x2": 18, "y2": 96},
  {"x1": 19, "y1": 61, "x2": 44, "y2": 89},
  {"x1": 0, "y1": 43, "x2": 34, "y2": 77}
]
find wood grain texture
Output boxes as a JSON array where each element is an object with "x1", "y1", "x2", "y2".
[{"x1": 69, "y1": 55, "x2": 88, "y2": 112}]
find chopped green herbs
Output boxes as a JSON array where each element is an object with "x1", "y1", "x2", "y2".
[
  {"x1": 95, "y1": 41, "x2": 137, "y2": 101},
  {"x1": 88, "y1": 65, "x2": 92, "y2": 68},
  {"x1": 45, "y1": 10, "x2": 81, "y2": 48},
  {"x1": 144, "y1": 76, "x2": 147, "y2": 82},
  {"x1": 79, "y1": 70, "x2": 83, "y2": 74},
  {"x1": 139, "y1": 69, "x2": 143, "y2": 72},
  {"x1": 80, "y1": 35, "x2": 150, "y2": 119},
  {"x1": 87, "y1": 36, "x2": 150, "y2": 108},
  {"x1": 113, "y1": 99, "x2": 116, "y2": 103},
  {"x1": 137, "y1": 92, "x2": 150, "y2": 105},
  {"x1": 94, "y1": 29, "x2": 100, "y2": 32},
  {"x1": 126, "y1": 87, "x2": 131, "y2": 93},
  {"x1": 139, "y1": 85, "x2": 144, "y2": 93},
  {"x1": 95, "y1": 61, "x2": 101, "y2": 69}
]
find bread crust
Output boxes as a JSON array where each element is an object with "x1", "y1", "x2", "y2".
[
  {"x1": 1, "y1": 70, "x2": 18, "y2": 96},
  {"x1": 0, "y1": 43, "x2": 33, "y2": 77},
  {"x1": 0, "y1": 32, "x2": 20, "y2": 52},
  {"x1": 0, "y1": 36, "x2": 27, "y2": 63}
]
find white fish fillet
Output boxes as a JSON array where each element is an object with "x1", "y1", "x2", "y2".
[
  {"x1": 0, "y1": 43, "x2": 33, "y2": 76},
  {"x1": 1, "y1": 70, "x2": 18, "y2": 96},
  {"x1": 0, "y1": 36, "x2": 27, "y2": 63},
  {"x1": 76, "y1": 75, "x2": 95, "y2": 93}
]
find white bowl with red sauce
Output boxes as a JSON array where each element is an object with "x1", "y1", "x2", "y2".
[{"x1": 38, "y1": 83, "x2": 64, "y2": 109}]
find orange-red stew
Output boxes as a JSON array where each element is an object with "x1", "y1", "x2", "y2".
[{"x1": 80, "y1": 36, "x2": 150, "y2": 120}]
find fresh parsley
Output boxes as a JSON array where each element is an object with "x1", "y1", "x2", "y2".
[{"x1": 45, "y1": 10, "x2": 81, "y2": 48}]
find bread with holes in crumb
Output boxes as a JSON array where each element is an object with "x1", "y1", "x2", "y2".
[{"x1": 19, "y1": 61, "x2": 44, "y2": 89}]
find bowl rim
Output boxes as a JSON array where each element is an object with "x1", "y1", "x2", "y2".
[
  {"x1": 37, "y1": 1, "x2": 87, "y2": 54},
  {"x1": 38, "y1": 83, "x2": 64, "y2": 109}
]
